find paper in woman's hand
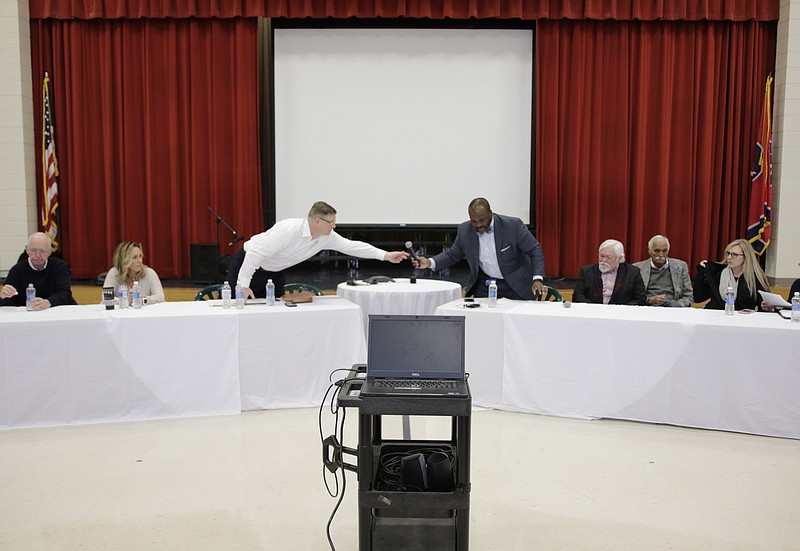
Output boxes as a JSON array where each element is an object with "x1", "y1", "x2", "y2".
[{"x1": 758, "y1": 290, "x2": 792, "y2": 308}]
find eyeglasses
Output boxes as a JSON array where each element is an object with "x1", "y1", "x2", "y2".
[
  {"x1": 27, "y1": 248, "x2": 50, "y2": 255},
  {"x1": 318, "y1": 217, "x2": 336, "y2": 226},
  {"x1": 598, "y1": 254, "x2": 617, "y2": 261},
  {"x1": 724, "y1": 251, "x2": 744, "y2": 258}
]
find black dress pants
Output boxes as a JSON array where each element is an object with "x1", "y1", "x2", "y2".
[
  {"x1": 467, "y1": 269, "x2": 525, "y2": 300},
  {"x1": 225, "y1": 248, "x2": 286, "y2": 298}
]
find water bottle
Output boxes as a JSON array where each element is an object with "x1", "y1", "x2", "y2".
[
  {"x1": 266, "y1": 279, "x2": 276, "y2": 306},
  {"x1": 724, "y1": 286, "x2": 735, "y2": 316},
  {"x1": 235, "y1": 284, "x2": 245, "y2": 309},
  {"x1": 792, "y1": 292, "x2": 800, "y2": 323},
  {"x1": 131, "y1": 281, "x2": 143, "y2": 309},
  {"x1": 221, "y1": 281, "x2": 232, "y2": 309},
  {"x1": 25, "y1": 283, "x2": 36, "y2": 311},
  {"x1": 488, "y1": 280, "x2": 498, "y2": 308},
  {"x1": 119, "y1": 281, "x2": 129, "y2": 309}
]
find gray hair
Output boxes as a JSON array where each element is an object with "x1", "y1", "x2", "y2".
[
  {"x1": 598, "y1": 239, "x2": 625, "y2": 261},
  {"x1": 647, "y1": 235, "x2": 670, "y2": 251},
  {"x1": 27, "y1": 232, "x2": 52, "y2": 249}
]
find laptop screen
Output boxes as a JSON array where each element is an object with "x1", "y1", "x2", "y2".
[{"x1": 367, "y1": 315, "x2": 466, "y2": 379}]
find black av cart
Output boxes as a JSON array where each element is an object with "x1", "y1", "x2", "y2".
[{"x1": 333, "y1": 364, "x2": 472, "y2": 551}]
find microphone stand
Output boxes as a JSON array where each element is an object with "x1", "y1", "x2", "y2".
[
  {"x1": 207, "y1": 206, "x2": 244, "y2": 282},
  {"x1": 207, "y1": 206, "x2": 244, "y2": 248}
]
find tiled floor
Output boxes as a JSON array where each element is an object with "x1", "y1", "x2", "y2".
[{"x1": 1, "y1": 408, "x2": 798, "y2": 550}]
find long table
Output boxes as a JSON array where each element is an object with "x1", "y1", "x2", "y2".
[
  {"x1": 436, "y1": 298, "x2": 800, "y2": 439},
  {"x1": 0, "y1": 297, "x2": 366, "y2": 429}
]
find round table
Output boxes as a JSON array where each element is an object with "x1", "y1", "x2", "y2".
[{"x1": 337, "y1": 278, "x2": 463, "y2": 335}]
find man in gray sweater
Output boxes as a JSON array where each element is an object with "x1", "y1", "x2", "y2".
[{"x1": 633, "y1": 235, "x2": 693, "y2": 307}]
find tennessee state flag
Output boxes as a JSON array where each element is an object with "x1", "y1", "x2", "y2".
[
  {"x1": 41, "y1": 72, "x2": 60, "y2": 251},
  {"x1": 746, "y1": 75, "x2": 773, "y2": 255}
]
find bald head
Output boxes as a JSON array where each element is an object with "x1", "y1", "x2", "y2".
[
  {"x1": 26, "y1": 232, "x2": 52, "y2": 270},
  {"x1": 468, "y1": 198, "x2": 493, "y2": 234}
]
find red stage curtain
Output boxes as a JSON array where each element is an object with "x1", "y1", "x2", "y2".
[
  {"x1": 536, "y1": 19, "x2": 776, "y2": 278},
  {"x1": 29, "y1": 0, "x2": 779, "y2": 22},
  {"x1": 30, "y1": 18, "x2": 262, "y2": 279},
  {"x1": 28, "y1": 1, "x2": 779, "y2": 280}
]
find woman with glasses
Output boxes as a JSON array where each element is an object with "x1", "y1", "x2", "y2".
[
  {"x1": 102, "y1": 241, "x2": 165, "y2": 305},
  {"x1": 693, "y1": 239, "x2": 770, "y2": 310}
]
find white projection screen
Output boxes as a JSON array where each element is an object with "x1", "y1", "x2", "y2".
[{"x1": 273, "y1": 28, "x2": 533, "y2": 225}]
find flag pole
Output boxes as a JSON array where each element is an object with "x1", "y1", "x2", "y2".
[
  {"x1": 746, "y1": 74, "x2": 773, "y2": 257},
  {"x1": 41, "y1": 71, "x2": 60, "y2": 252}
]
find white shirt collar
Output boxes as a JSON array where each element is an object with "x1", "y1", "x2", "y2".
[
  {"x1": 28, "y1": 258, "x2": 48, "y2": 271},
  {"x1": 649, "y1": 258, "x2": 670, "y2": 270}
]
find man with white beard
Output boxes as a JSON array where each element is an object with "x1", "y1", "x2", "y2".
[{"x1": 572, "y1": 239, "x2": 646, "y2": 305}]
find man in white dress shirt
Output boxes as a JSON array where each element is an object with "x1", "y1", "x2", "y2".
[{"x1": 232, "y1": 201, "x2": 408, "y2": 299}]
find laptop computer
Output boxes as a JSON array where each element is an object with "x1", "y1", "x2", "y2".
[{"x1": 359, "y1": 314, "x2": 469, "y2": 398}]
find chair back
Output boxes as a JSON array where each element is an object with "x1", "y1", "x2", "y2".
[
  {"x1": 194, "y1": 284, "x2": 223, "y2": 301},
  {"x1": 284, "y1": 282, "x2": 323, "y2": 296},
  {"x1": 535, "y1": 286, "x2": 563, "y2": 302}
]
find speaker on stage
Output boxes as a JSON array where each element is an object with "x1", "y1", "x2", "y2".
[{"x1": 190, "y1": 243, "x2": 218, "y2": 284}]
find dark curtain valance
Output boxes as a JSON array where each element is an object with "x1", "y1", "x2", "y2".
[{"x1": 29, "y1": 0, "x2": 780, "y2": 22}]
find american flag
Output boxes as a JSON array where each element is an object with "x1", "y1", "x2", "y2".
[
  {"x1": 746, "y1": 75, "x2": 773, "y2": 256},
  {"x1": 41, "y1": 72, "x2": 60, "y2": 250}
]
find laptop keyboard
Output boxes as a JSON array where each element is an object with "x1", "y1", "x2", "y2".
[{"x1": 374, "y1": 379, "x2": 458, "y2": 389}]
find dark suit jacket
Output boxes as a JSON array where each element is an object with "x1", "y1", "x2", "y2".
[
  {"x1": 430, "y1": 214, "x2": 545, "y2": 300},
  {"x1": 572, "y1": 263, "x2": 646, "y2": 305}
]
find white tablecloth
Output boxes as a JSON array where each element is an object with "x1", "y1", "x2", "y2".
[
  {"x1": 0, "y1": 297, "x2": 366, "y2": 429},
  {"x1": 435, "y1": 298, "x2": 521, "y2": 408},
  {"x1": 436, "y1": 298, "x2": 800, "y2": 438},
  {"x1": 237, "y1": 296, "x2": 366, "y2": 410},
  {"x1": 337, "y1": 278, "x2": 462, "y2": 335}
]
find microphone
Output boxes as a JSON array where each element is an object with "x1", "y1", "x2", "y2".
[
  {"x1": 228, "y1": 233, "x2": 245, "y2": 246},
  {"x1": 404, "y1": 241, "x2": 419, "y2": 263}
]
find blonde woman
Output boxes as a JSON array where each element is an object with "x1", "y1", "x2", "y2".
[
  {"x1": 693, "y1": 239, "x2": 770, "y2": 311},
  {"x1": 102, "y1": 241, "x2": 165, "y2": 305}
]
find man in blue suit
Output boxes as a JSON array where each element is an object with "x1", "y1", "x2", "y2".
[{"x1": 414, "y1": 198, "x2": 546, "y2": 300}]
